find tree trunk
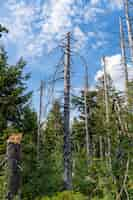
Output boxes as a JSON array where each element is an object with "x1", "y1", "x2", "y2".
[
  {"x1": 6, "y1": 142, "x2": 21, "y2": 200},
  {"x1": 84, "y1": 63, "x2": 92, "y2": 164},
  {"x1": 124, "y1": 0, "x2": 133, "y2": 62},
  {"x1": 63, "y1": 32, "x2": 72, "y2": 190},
  {"x1": 102, "y1": 56, "x2": 111, "y2": 168},
  {"x1": 119, "y1": 17, "x2": 129, "y2": 103}
]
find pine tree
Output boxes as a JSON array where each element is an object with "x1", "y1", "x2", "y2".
[
  {"x1": 0, "y1": 47, "x2": 32, "y2": 132},
  {"x1": 0, "y1": 24, "x2": 8, "y2": 38},
  {"x1": 31, "y1": 100, "x2": 64, "y2": 199},
  {"x1": 0, "y1": 46, "x2": 37, "y2": 200}
]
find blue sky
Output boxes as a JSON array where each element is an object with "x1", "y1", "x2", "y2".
[{"x1": 0, "y1": 0, "x2": 132, "y2": 116}]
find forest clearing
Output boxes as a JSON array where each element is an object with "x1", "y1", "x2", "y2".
[{"x1": 0, "y1": 0, "x2": 133, "y2": 199}]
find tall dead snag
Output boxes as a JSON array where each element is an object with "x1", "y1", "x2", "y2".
[
  {"x1": 6, "y1": 134, "x2": 22, "y2": 200},
  {"x1": 63, "y1": 32, "x2": 72, "y2": 190},
  {"x1": 37, "y1": 80, "x2": 44, "y2": 161},
  {"x1": 103, "y1": 57, "x2": 109, "y2": 124},
  {"x1": 102, "y1": 57, "x2": 111, "y2": 167},
  {"x1": 124, "y1": 0, "x2": 133, "y2": 62},
  {"x1": 119, "y1": 17, "x2": 129, "y2": 102},
  {"x1": 113, "y1": 98, "x2": 128, "y2": 136},
  {"x1": 99, "y1": 136, "x2": 103, "y2": 160},
  {"x1": 84, "y1": 63, "x2": 92, "y2": 163}
]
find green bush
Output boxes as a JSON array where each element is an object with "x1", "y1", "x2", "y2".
[{"x1": 37, "y1": 191, "x2": 87, "y2": 200}]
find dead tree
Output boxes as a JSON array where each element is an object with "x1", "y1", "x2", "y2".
[
  {"x1": 113, "y1": 98, "x2": 129, "y2": 136},
  {"x1": 37, "y1": 80, "x2": 45, "y2": 161},
  {"x1": 99, "y1": 136, "x2": 103, "y2": 160},
  {"x1": 84, "y1": 62, "x2": 92, "y2": 163},
  {"x1": 63, "y1": 32, "x2": 72, "y2": 190},
  {"x1": 6, "y1": 134, "x2": 22, "y2": 200},
  {"x1": 102, "y1": 56, "x2": 111, "y2": 167},
  {"x1": 124, "y1": 0, "x2": 133, "y2": 62},
  {"x1": 119, "y1": 17, "x2": 129, "y2": 102}
]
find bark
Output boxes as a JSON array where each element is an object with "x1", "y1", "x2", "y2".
[
  {"x1": 63, "y1": 32, "x2": 72, "y2": 190},
  {"x1": 119, "y1": 17, "x2": 129, "y2": 102},
  {"x1": 124, "y1": 0, "x2": 133, "y2": 63},
  {"x1": 102, "y1": 57, "x2": 111, "y2": 168},
  {"x1": 6, "y1": 143, "x2": 21, "y2": 200}
]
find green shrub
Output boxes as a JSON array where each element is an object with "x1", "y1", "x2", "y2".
[{"x1": 38, "y1": 191, "x2": 87, "y2": 200}]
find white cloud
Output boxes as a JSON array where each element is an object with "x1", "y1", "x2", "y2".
[
  {"x1": 107, "y1": 0, "x2": 123, "y2": 10},
  {"x1": 95, "y1": 70, "x2": 104, "y2": 81},
  {"x1": 95, "y1": 54, "x2": 133, "y2": 91},
  {"x1": 4, "y1": 0, "x2": 36, "y2": 40},
  {"x1": 1, "y1": 0, "x2": 82, "y2": 57},
  {"x1": 90, "y1": 0, "x2": 123, "y2": 10},
  {"x1": 1, "y1": 0, "x2": 38, "y2": 57},
  {"x1": 0, "y1": 0, "x2": 123, "y2": 58},
  {"x1": 90, "y1": 0, "x2": 100, "y2": 5},
  {"x1": 84, "y1": 7, "x2": 105, "y2": 22},
  {"x1": 40, "y1": 0, "x2": 74, "y2": 34},
  {"x1": 73, "y1": 26, "x2": 87, "y2": 50}
]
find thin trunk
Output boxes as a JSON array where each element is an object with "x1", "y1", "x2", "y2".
[
  {"x1": 102, "y1": 56, "x2": 111, "y2": 167},
  {"x1": 99, "y1": 136, "x2": 103, "y2": 160},
  {"x1": 114, "y1": 99, "x2": 128, "y2": 136},
  {"x1": 103, "y1": 57, "x2": 109, "y2": 123},
  {"x1": 116, "y1": 155, "x2": 130, "y2": 200},
  {"x1": 84, "y1": 63, "x2": 92, "y2": 164},
  {"x1": 63, "y1": 32, "x2": 72, "y2": 190},
  {"x1": 37, "y1": 80, "x2": 44, "y2": 161},
  {"x1": 93, "y1": 135, "x2": 96, "y2": 157},
  {"x1": 119, "y1": 17, "x2": 129, "y2": 102},
  {"x1": 124, "y1": 0, "x2": 133, "y2": 62}
]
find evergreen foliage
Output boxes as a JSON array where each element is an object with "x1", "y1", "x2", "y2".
[
  {"x1": 0, "y1": 24, "x2": 132, "y2": 200},
  {"x1": 37, "y1": 191, "x2": 87, "y2": 200},
  {"x1": 0, "y1": 24, "x2": 8, "y2": 37}
]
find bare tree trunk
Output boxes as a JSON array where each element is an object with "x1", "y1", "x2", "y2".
[
  {"x1": 92, "y1": 135, "x2": 96, "y2": 157},
  {"x1": 116, "y1": 155, "x2": 130, "y2": 200},
  {"x1": 99, "y1": 136, "x2": 103, "y2": 160},
  {"x1": 103, "y1": 57, "x2": 109, "y2": 123},
  {"x1": 114, "y1": 98, "x2": 128, "y2": 136},
  {"x1": 63, "y1": 32, "x2": 72, "y2": 190},
  {"x1": 6, "y1": 142, "x2": 22, "y2": 200},
  {"x1": 102, "y1": 56, "x2": 111, "y2": 167},
  {"x1": 124, "y1": 0, "x2": 133, "y2": 62},
  {"x1": 119, "y1": 17, "x2": 129, "y2": 102},
  {"x1": 37, "y1": 80, "x2": 44, "y2": 161},
  {"x1": 84, "y1": 63, "x2": 92, "y2": 164}
]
